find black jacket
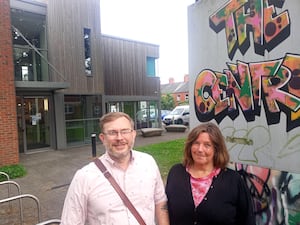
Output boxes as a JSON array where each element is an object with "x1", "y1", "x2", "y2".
[{"x1": 166, "y1": 164, "x2": 255, "y2": 225}]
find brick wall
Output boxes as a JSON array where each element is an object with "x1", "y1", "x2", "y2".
[{"x1": 0, "y1": 0, "x2": 19, "y2": 166}]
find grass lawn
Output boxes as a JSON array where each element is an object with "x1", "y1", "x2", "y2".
[{"x1": 135, "y1": 138, "x2": 185, "y2": 181}]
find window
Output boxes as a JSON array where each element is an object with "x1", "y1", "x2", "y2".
[
  {"x1": 177, "y1": 95, "x2": 181, "y2": 102},
  {"x1": 11, "y1": 9, "x2": 48, "y2": 81},
  {"x1": 185, "y1": 94, "x2": 189, "y2": 101},
  {"x1": 84, "y1": 28, "x2": 92, "y2": 75},
  {"x1": 146, "y1": 57, "x2": 156, "y2": 77},
  {"x1": 21, "y1": 66, "x2": 29, "y2": 81},
  {"x1": 65, "y1": 95, "x2": 102, "y2": 145},
  {"x1": 65, "y1": 104, "x2": 74, "y2": 115}
]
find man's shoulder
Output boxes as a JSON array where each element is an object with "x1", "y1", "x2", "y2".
[
  {"x1": 75, "y1": 160, "x2": 100, "y2": 178},
  {"x1": 132, "y1": 149, "x2": 152, "y2": 158},
  {"x1": 131, "y1": 150, "x2": 157, "y2": 164}
]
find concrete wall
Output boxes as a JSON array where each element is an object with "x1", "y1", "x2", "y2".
[
  {"x1": 188, "y1": 0, "x2": 300, "y2": 223},
  {"x1": 0, "y1": 0, "x2": 19, "y2": 166}
]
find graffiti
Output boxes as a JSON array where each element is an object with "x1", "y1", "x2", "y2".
[
  {"x1": 278, "y1": 134, "x2": 300, "y2": 158},
  {"x1": 222, "y1": 125, "x2": 271, "y2": 163},
  {"x1": 232, "y1": 163, "x2": 300, "y2": 225},
  {"x1": 209, "y1": 0, "x2": 291, "y2": 60},
  {"x1": 191, "y1": 0, "x2": 300, "y2": 223},
  {"x1": 194, "y1": 53, "x2": 300, "y2": 132}
]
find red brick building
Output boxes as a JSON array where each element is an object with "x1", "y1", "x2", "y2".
[
  {"x1": 0, "y1": 0, "x2": 19, "y2": 166},
  {"x1": 161, "y1": 74, "x2": 189, "y2": 106}
]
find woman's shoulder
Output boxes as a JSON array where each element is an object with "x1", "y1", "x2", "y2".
[
  {"x1": 167, "y1": 163, "x2": 188, "y2": 183},
  {"x1": 221, "y1": 167, "x2": 244, "y2": 181},
  {"x1": 168, "y1": 163, "x2": 186, "y2": 174},
  {"x1": 171, "y1": 163, "x2": 185, "y2": 170}
]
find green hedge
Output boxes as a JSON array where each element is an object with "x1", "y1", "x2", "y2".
[{"x1": 0, "y1": 164, "x2": 27, "y2": 181}]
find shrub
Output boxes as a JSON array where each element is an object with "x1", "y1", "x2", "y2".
[{"x1": 0, "y1": 164, "x2": 27, "y2": 181}]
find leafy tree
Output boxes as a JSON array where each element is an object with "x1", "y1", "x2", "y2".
[
  {"x1": 178, "y1": 100, "x2": 189, "y2": 106},
  {"x1": 161, "y1": 93, "x2": 175, "y2": 110}
]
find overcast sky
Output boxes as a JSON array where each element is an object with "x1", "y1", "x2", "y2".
[{"x1": 100, "y1": 0, "x2": 194, "y2": 84}]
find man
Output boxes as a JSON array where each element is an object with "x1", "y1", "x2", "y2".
[{"x1": 60, "y1": 112, "x2": 169, "y2": 225}]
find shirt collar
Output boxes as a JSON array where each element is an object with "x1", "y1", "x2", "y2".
[{"x1": 103, "y1": 150, "x2": 135, "y2": 167}]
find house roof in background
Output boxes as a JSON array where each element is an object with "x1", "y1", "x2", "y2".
[{"x1": 161, "y1": 81, "x2": 189, "y2": 94}]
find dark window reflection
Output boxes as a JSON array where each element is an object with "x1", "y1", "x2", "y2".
[{"x1": 84, "y1": 28, "x2": 92, "y2": 75}]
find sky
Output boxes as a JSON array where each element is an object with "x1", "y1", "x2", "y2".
[{"x1": 100, "y1": 0, "x2": 194, "y2": 84}]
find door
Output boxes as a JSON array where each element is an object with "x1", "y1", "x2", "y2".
[{"x1": 17, "y1": 96, "x2": 51, "y2": 152}]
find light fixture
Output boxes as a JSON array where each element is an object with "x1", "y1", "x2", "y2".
[{"x1": 44, "y1": 98, "x2": 49, "y2": 111}]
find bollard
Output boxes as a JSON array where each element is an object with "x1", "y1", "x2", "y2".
[{"x1": 91, "y1": 133, "x2": 97, "y2": 158}]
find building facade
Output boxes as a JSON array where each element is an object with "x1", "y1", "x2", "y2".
[
  {"x1": 0, "y1": 0, "x2": 161, "y2": 166},
  {"x1": 161, "y1": 74, "x2": 189, "y2": 106}
]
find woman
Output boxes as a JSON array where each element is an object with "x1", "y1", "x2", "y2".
[{"x1": 165, "y1": 122, "x2": 255, "y2": 225}]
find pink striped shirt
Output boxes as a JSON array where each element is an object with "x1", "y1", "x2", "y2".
[{"x1": 60, "y1": 150, "x2": 167, "y2": 225}]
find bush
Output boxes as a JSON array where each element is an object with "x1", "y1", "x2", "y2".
[{"x1": 0, "y1": 164, "x2": 27, "y2": 181}]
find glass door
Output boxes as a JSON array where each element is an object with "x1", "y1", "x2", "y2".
[{"x1": 17, "y1": 96, "x2": 50, "y2": 152}]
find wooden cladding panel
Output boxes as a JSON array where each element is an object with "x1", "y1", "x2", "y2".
[
  {"x1": 101, "y1": 35, "x2": 160, "y2": 96},
  {"x1": 47, "y1": 0, "x2": 104, "y2": 94}
]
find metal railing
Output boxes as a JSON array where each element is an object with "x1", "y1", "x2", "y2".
[
  {"x1": 0, "y1": 171, "x2": 10, "y2": 181},
  {"x1": 35, "y1": 219, "x2": 61, "y2": 225},
  {"x1": 0, "y1": 172, "x2": 11, "y2": 200},
  {"x1": 0, "y1": 171, "x2": 61, "y2": 225},
  {"x1": 0, "y1": 194, "x2": 41, "y2": 224},
  {"x1": 0, "y1": 180, "x2": 24, "y2": 224}
]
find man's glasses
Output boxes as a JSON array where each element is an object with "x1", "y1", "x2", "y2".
[{"x1": 103, "y1": 129, "x2": 133, "y2": 137}]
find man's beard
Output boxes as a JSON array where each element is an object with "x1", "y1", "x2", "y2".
[{"x1": 106, "y1": 140, "x2": 135, "y2": 161}]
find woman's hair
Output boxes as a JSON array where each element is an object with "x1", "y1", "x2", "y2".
[
  {"x1": 183, "y1": 122, "x2": 229, "y2": 169},
  {"x1": 99, "y1": 112, "x2": 134, "y2": 131}
]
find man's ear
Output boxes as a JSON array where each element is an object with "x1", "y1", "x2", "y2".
[
  {"x1": 132, "y1": 130, "x2": 137, "y2": 139},
  {"x1": 99, "y1": 133, "x2": 105, "y2": 142}
]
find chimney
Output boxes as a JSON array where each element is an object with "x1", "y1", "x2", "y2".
[
  {"x1": 184, "y1": 74, "x2": 189, "y2": 83},
  {"x1": 169, "y1": 77, "x2": 175, "y2": 84}
]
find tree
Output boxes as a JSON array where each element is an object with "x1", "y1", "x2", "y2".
[{"x1": 161, "y1": 93, "x2": 175, "y2": 110}]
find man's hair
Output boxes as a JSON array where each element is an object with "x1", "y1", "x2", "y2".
[
  {"x1": 99, "y1": 112, "x2": 134, "y2": 131},
  {"x1": 183, "y1": 122, "x2": 229, "y2": 169}
]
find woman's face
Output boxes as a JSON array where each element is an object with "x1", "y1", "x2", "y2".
[{"x1": 191, "y1": 132, "x2": 215, "y2": 168}]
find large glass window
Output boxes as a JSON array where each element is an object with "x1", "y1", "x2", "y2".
[
  {"x1": 13, "y1": 46, "x2": 47, "y2": 81},
  {"x1": 65, "y1": 95, "x2": 102, "y2": 146},
  {"x1": 135, "y1": 101, "x2": 159, "y2": 129},
  {"x1": 11, "y1": 9, "x2": 48, "y2": 81},
  {"x1": 105, "y1": 101, "x2": 160, "y2": 129}
]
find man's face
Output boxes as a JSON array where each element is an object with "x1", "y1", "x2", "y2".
[{"x1": 99, "y1": 117, "x2": 136, "y2": 161}]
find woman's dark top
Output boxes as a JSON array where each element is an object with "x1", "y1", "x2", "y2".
[{"x1": 165, "y1": 164, "x2": 256, "y2": 225}]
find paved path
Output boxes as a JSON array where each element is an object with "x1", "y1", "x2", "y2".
[{"x1": 0, "y1": 129, "x2": 188, "y2": 225}]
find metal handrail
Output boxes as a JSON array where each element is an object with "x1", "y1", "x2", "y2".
[
  {"x1": 0, "y1": 180, "x2": 24, "y2": 224},
  {"x1": 35, "y1": 219, "x2": 61, "y2": 225},
  {"x1": 0, "y1": 172, "x2": 11, "y2": 200},
  {"x1": 0, "y1": 194, "x2": 41, "y2": 223},
  {"x1": 0, "y1": 180, "x2": 22, "y2": 194},
  {"x1": 0, "y1": 171, "x2": 10, "y2": 181}
]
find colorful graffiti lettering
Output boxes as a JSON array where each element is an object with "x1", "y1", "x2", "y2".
[
  {"x1": 194, "y1": 53, "x2": 300, "y2": 131},
  {"x1": 209, "y1": 0, "x2": 291, "y2": 60},
  {"x1": 233, "y1": 163, "x2": 300, "y2": 225}
]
